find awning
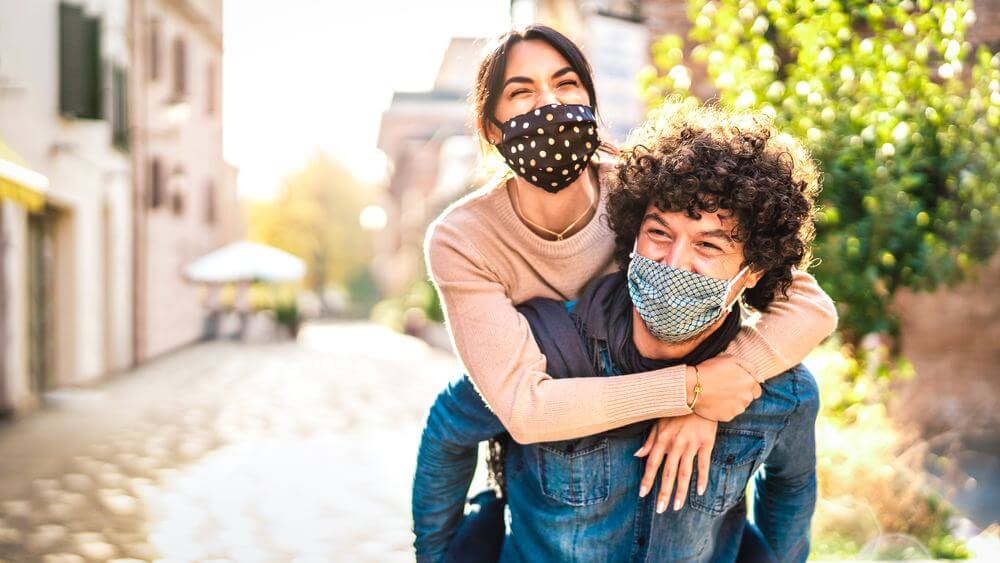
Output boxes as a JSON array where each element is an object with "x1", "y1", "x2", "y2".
[
  {"x1": 184, "y1": 241, "x2": 307, "y2": 284},
  {"x1": 0, "y1": 139, "x2": 47, "y2": 213}
]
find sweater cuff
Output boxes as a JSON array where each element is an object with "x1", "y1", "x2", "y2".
[
  {"x1": 727, "y1": 330, "x2": 786, "y2": 382},
  {"x1": 602, "y1": 365, "x2": 692, "y2": 422}
]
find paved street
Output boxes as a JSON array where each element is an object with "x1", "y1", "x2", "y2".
[{"x1": 0, "y1": 322, "x2": 477, "y2": 562}]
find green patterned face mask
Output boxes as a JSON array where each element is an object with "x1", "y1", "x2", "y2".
[{"x1": 627, "y1": 241, "x2": 749, "y2": 343}]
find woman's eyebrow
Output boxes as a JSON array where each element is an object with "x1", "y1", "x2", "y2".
[
  {"x1": 503, "y1": 67, "x2": 576, "y2": 88},
  {"x1": 552, "y1": 67, "x2": 576, "y2": 79},
  {"x1": 503, "y1": 75, "x2": 534, "y2": 88}
]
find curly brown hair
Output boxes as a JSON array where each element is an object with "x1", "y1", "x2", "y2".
[{"x1": 606, "y1": 101, "x2": 821, "y2": 311}]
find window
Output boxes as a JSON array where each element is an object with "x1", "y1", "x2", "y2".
[
  {"x1": 204, "y1": 180, "x2": 216, "y2": 224},
  {"x1": 111, "y1": 65, "x2": 129, "y2": 150},
  {"x1": 59, "y1": 2, "x2": 103, "y2": 119},
  {"x1": 172, "y1": 36, "x2": 187, "y2": 97},
  {"x1": 171, "y1": 166, "x2": 186, "y2": 216},
  {"x1": 171, "y1": 192, "x2": 185, "y2": 216},
  {"x1": 205, "y1": 62, "x2": 216, "y2": 115},
  {"x1": 149, "y1": 158, "x2": 164, "y2": 209},
  {"x1": 149, "y1": 18, "x2": 161, "y2": 80}
]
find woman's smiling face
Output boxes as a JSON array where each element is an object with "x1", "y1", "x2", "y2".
[{"x1": 486, "y1": 39, "x2": 593, "y2": 144}]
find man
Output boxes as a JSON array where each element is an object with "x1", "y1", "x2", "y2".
[{"x1": 413, "y1": 103, "x2": 825, "y2": 562}]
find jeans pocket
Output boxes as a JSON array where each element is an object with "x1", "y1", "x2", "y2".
[
  {"x1": 535, "y1": 437, "x2": 610, "y2": 507},
  {"x1": 689, "y1": 428, "x2": 765, "y2": 516}
]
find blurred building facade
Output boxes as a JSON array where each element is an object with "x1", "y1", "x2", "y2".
[
  {"x1": 375, "y1": 38, "x2": 484, "y2": 297},
  {"x1": 129, "y1": 0, "x2": 238, "y2": 362},
  {"x1": 0, "y1": 0, "x2": 135, "y2": 414},
  {"x1": 0, "y1": 0, "x2": 238, "y2": 417}
]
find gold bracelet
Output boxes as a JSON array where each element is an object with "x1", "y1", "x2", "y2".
[{"x1": 687, "y1": 365, "x2": 702, "y2": 410}]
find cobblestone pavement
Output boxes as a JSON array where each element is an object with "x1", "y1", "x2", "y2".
[{"x1": 0, "y1": 322, "x2": 472, "y2": 562}]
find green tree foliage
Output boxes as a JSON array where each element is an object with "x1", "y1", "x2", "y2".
[
  {"x1": 248, "y1": 152, "x2": 374, "y2": 309},
  {"x1": 639, "y1": 0, "x2": 999, "y2": 342}
]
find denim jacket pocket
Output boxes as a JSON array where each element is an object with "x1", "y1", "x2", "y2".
[
  {"x1": 535, "y1": 437, "x2": 610, "y2": 507},
  {"x1": 689, "y1": 428, "x2": 765, "y2": 516}
]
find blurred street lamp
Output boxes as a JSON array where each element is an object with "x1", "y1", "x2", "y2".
[{"x1": 359, "y1": 204, "x2": 387, "y2": 232}]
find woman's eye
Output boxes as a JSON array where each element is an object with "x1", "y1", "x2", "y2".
[
  {"x1": 558, "y1": 80, "x2": 579, "y2": 88},
  {"x1": 510, "y1": 89, "x2": 530, "y2": 98},
  {"x1": 650, "y1": 229, "x2": 668, "y2": 238}
]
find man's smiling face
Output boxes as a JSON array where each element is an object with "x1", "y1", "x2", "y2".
[
  {"x1": 634, "y1": 204, "x2": 762, "y2": 295},
  {"x1": 628, "y1": 204, "x2": 766, "y2": 354}
]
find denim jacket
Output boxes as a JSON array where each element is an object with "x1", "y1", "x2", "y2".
[{"x1": 413, "y1": 308, "x2": 819, "y2": 562}]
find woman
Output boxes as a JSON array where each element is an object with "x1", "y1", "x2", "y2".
[{"x1": 425, "y1": 24, "x2": 835, "y2": 448}]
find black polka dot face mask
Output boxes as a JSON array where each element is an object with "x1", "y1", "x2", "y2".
[{"x1": 493, "y1": 103, "x2": 600, "y2": 194}]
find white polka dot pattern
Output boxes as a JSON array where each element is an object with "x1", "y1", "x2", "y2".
[{"x1": 496, "y1": 103, "x2": 600, "y2": 193}]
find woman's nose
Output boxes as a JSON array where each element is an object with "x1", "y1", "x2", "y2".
[{"x1": 537, "y1": 89, "x2": 560, "y2": 107}]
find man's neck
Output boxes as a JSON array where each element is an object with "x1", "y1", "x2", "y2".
[{"x1": 631, "y1": 308, "x2": 729, "y2": 361}]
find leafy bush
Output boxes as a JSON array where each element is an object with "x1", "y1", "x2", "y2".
[
  {"x1": 273, "y1": 299, "x2": 300, "y2": 329},
  {"x1": 640, "y1": 0, "x2": 1000, "y2": 342}
]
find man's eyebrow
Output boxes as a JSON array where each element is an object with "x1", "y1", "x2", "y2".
[
  {"x1": 700, "y1": 229, "x2": 736, "y2": 243},
  {"x1": 642, "y1": 213, "x2": 668, "y2": 227}
]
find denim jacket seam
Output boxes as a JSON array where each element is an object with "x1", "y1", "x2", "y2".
[{"x1": 766, "y1": 368, "x2": 804, "y2": 453}]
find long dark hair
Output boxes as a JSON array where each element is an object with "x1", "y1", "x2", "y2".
[{"x1": 471, "y1": 25, "x2": 600, "y2": 149}]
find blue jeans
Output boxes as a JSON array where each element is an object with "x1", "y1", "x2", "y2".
[
  {"x1": 643, "y1": 364, "x2": 820, "y2": 562},
  {"x1": 412, "y1": 377, "x2": 505, "y2": 563},
  {"x1": 412, "y1": 365, "x2": 819, "y2": 562}
]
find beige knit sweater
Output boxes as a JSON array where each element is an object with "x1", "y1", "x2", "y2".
[{"x1": 425, "y1": 171, "x2": 838, "y2": 444}]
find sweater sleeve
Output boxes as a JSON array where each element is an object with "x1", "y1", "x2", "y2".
[
  {"x1": 426, "y1": 221, "x2": 692, "y2": 444},
  {"x1": 725, "y1": 269, "x2": 839, "y2": 381}
]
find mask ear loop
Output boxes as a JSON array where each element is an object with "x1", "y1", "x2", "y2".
[
  {"x1": 724, "y1": 265, "x2": 752, "y2": 310},
  {"x1": 629, "y1": 238, "x2": 638, "y2": 259},
  {"x1": 487, "y1": 114, "x2": 506, "y2": 147}
]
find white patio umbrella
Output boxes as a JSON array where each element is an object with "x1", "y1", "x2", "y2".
[{"x1": 184, "y1": 241, "x2": 306, "y2": 284}]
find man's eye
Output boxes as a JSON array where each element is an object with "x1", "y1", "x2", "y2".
[
  {"x1": 650, "y1": 229, "x2": 667, "y2": 237},
  {"x1": 699, "y1": 242, "x2": 722, "y2": 251}
]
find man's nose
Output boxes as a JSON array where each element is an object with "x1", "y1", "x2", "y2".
[{"x1": 662, "y1": 244, "x2": 694, "y2": 271}]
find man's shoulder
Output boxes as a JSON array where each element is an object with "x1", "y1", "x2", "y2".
[{"x1": 515, "y1": 296, "x2": 570, "y2": 315}]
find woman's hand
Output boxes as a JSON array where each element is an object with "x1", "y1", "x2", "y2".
[
  {"x1": 688, "y1": 354, "x2": 762, "y2": 422},
  {"x1": 635, "y1": 414, "x2": 718, "y2": 513}
]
